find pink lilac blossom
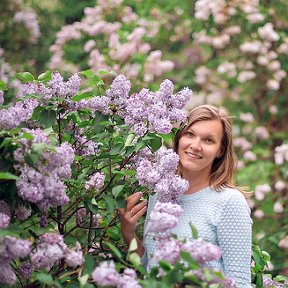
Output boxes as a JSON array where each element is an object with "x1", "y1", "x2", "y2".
[
  {"x1": 258, "y1": 23, "x2": 280, "y2": 42},
  {"x1": 243, "y1": 151, "x2": 257, "y2": 161},
  {"x1": 14, "y1": 9, "x2": 41, "y2": 44},
  {"x1": 254, "y1": 184, "x2": 271, "y2": 201},
  {"x1": 31, "y1": 233, "x2": 67, "y2": 270},
  {"x1": 274, "y1": 202, "x2": 284, "y2": 213},
  {"x1": 0, "y1": 98, "x2": 38, "y2": 130},
  {"x1": 255, "y1": 126, "x2": 269, "y2": 140},
  {"x1": 279, "y1": 236, "x2": 288, "y2": 249},
  {"x1": 274, "y1": 180, "x2": 286, "y2": 191},
  {"x1": 85, "y1": 172, "x2": 105, "y2": 190},
  {"x1": 274, "y1": 144, "x2": 288, "y2": 165}
]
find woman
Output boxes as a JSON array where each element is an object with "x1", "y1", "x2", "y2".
[{"x1": 120, "y1": 105, "x2": 252, "y2": 287}]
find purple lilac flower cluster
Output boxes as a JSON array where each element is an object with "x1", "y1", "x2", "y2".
[
  {"x1": 15, "y1": 205, "x2": 32, "y2": 221},
  {"x1": 263, "y1": 276, "x2": 286, "y2": 288},
  {"x1": 74, "y1": 129, "x2": 99, "y2": 157},
  {"x1": 107, "y1": 75, "x2": 192, "y2": 136},
  {"x1": 0, "y1": 236, "x2": 32, "y2": 285},
  {"x1": 20, "y1": 72, "x2": 81, "y2": 101},
  {"x1": 187, "y1": 268, "x2": 236, "y2": 288},
  {"x1": 85, "y1": 172, "x2": 105, "y2": 190},
  {"x1": 0, "y1": 200, "x2": 11, "y2": 229},
  {"x1": 0, "y1": 98, "x2": 38, "y2": 130},
  {"x1": 31, "y1": 233, "x2": 83, "y2": 270},
  {"x1": 153, "y1": 238, "x2": 221, "y2": 266},
  {"x1": 14, "y1": 128, "x2": 75, "y2": 211},
  {"x1": 66, "y1": 96, "x2": 111, "y2": 115},
  {"x1": 148, "y1": 201, "x2": 183, "y2": 234},
  {"x1": 76, "y1": 207, "x2": 102, "y2": 227},
  {"x1": 136, "y1": 148, "x2": 189, "y2": 203},
  {"x1": 92, "y1": 261, "x2": 141, "y2": 288},
  {"x1": 0, "y1": 90, "x2": 4, "y2": 105}
]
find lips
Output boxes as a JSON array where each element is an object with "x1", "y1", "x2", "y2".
[{"x1": 185, "y1": 152, "x2": 203, "y2": 159}]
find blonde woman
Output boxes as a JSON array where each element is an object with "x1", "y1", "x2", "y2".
[{"x1": 120, "y1": 105, "x2": 252, "y2": 287}]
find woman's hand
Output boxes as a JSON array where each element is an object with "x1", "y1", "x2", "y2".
[{"x1": 119, "y1": 192, "x2": 147, "y2": 246}]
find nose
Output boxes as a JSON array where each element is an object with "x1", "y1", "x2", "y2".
[{"x1": 189, "y1": 137, "x2": 202, "y2": 151}]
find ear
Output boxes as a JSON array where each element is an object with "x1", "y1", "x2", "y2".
[{"x1": 217, "y1": 149, "x2": 223, "y2": 158}]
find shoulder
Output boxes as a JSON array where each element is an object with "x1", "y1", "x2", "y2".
[
  {"x1": 214, "y1": 187, "x2": 247, "y2": 204},
  {"x1": 211, "y1": 187, "x2": 251, "y2": 216}
]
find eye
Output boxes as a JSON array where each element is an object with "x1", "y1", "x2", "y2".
[
  {"x1": 204, "y1": 138, "x2": 214, "y2": 143},
  {"x1": 185, "y1": 131, "x2": 194, "y2": 136}
]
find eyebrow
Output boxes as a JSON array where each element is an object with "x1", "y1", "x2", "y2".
[{"x1": 187, "y1": 128, "x2": 217, "y2": 138}]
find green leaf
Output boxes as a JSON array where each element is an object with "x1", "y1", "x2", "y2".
[
  {"x1": 85, "y1": 199, "x2": 98, "y2": 214},
  {"x1": 189, "y1": 223, "x2": 198, "y2": 239},
  {"x1": 0, "y1": 172, "x2": 19, "y2": 180},
  {"x1": 0, "y1": 229, "x2": 19, "y2": 237},
  {"x1": 129, "y1": 238, "x2": 138, "y2": 252},
  {"x1": 39, "y1": 109, "x2": 56, "y2": 127},
  {"x1": 158, "y1": 260, "x2": 172, "y2": 272},
  {"x1": 21, "y1": 131, "x2": 34, "y2": 140},
  {"x1": 80, "y1": 69, "x2": 95, "y2": 78},
  {"x1": 78, "y1": 274, "x2": 89, "y2": 287},
  {"x1": 180, "y1": 251, "x2": 198, "y2": 269},
  {"x1": 104, "y1": 195, "x2": 115, "y2": 212},
  {"x1": 106, "y1": 242, "x2": 123, "y2": 259},
  {"x1": 112, "y1": 185, "x2": 124, "y2": 198},
  {"x1": 72, "y1": 91, "x2": 93, "y2": 102},
  {"x1": 31, "y1": 106, "x2": 43, "y2": 121},
  {"x1": 82, "y1": 254, "x2": 95, "y2": 275},
  {"x1": 24, "y1": 152, "x2": 40, "y2": 167},
  {"x1": 124, "y1": 133, "x2": 135, "y2": 147},
  {"x1": 98, "y1": 69, "x2": 117, "y2": 76},
  {"x1": 0, "y1": 79, "x2": 7, "y2": 91},
  {"x1": 38, "y1": 71, "x2": 52, "y2": 82},
  {"x1": 107, "y1": 227, "x2": 121, "y2": 241},
  {"x1": 35, "y1": 273, "x2": 54, "y2": 285},
  {"x1": 32, "y1": 143, "x2": 46, "y2": 155},
  {"x1": 15, "y1": 72, "x2": 35, "y2": 83},
  {"x1": 128, "y1": 252, "x2": 141, "y2": 266}
]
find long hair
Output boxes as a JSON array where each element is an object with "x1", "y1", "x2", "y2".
[{"x1": 174, "y1": 105, "x2": 248, "y2": 196}]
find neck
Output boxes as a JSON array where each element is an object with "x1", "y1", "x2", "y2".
[{"x1": 182, "y1": 170, "x2": 210, "y2": 194}]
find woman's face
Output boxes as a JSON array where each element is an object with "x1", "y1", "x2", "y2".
[{"x1": 178, "y1": 119, "x2": 223, "y2": 178}]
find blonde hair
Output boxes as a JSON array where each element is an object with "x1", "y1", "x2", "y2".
[{"x1": 174, "y1": 104, "x2": 249, "y2": 196}]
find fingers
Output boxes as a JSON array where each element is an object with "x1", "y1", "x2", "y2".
[
  {"x1": 126, "y1": 192, "x2": 144, "y2": 211},
  {"x1": 131, "y1": 204, "x2": 147, "y2": 221}
]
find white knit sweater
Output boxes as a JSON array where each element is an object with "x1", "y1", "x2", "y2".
[{"x1": 141, "y1": 187, "x2": 253, "y2": 288}]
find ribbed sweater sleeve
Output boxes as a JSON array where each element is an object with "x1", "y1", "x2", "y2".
[{"x1": 216, "y1": 192, "x2": 252, "y2": 287}]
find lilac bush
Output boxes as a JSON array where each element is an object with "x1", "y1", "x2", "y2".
[{"x1": 0, "y1": 70, "x2": 286, "y2": 288}]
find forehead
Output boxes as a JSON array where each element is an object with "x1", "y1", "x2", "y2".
[{"x1": 186, "y1": 119, "x2": 223, "y2": 138}]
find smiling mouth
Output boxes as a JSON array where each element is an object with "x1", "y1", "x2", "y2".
[{"x1": 185, "y1": 152, "x2": 203, "y2": 159}]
